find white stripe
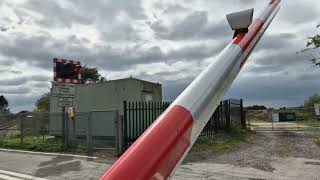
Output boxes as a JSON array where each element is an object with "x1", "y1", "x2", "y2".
[
  {"x1": 0, "y1": 174, "x2": 22, "y2": 180},
  {"x1": 0, "y1": 170, "x2": 48, "y2": 180},
  {"x1": 0, "y1": 148, "x2": 97, "y2": 159},
  {"x1": 259, "y1": 1, "x2": 280, "y2": 23},
  {"x1": 173, "y1": 44, "x2": 243, "y2": 143},
  {"x1": 169, "y1": 2, "x2": 281, "y2": 177}
]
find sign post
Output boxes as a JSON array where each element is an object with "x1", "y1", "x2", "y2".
[
  {"x1": 52, "y1": 58, "x2": 81, "y2": 149},
  {"x1": 51, "y1": 82, "x2": 76, "y2": 148}
]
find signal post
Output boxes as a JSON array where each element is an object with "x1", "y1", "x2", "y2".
[{"x1": 51, "y1": 58, "x2": 81, "y2": 148}]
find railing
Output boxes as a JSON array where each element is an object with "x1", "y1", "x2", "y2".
[
  {"x1": 0, "y1": 110, "x2": 119, "y2": 156},
  {"x1": 123, "y1": 101, "x2": 170, "y2": 150},
  {"x1": 122, "y1": 99, "x2": 245, "y2": 152}
]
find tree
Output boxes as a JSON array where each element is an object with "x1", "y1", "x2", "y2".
[
  {"x1": 81, "y1": 66, "x2": 106, "y2": 84},
  {"x1": 0, "y1": 95, "x2": 9, "y2": 112},
  {"x1": 35, "y1": 93, "x2": 50, "y2": 112},
  {"x1": 304, "y1": 94, "x2": 320, "y2": 107},
  {"x1": 303, "y1": 25, "x2": 320, "y2": 66},
  {"x1": 246, "y1": 105, "x2": 267, "y2": 110}
]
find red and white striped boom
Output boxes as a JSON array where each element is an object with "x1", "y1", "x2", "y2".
[{"x1": 100, "y1": 0, "x2": 281, "y2": 179}]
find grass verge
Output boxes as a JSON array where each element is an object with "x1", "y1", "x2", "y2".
[
  {"x1": 299, "y1": 118, "x2": 320, "y2": 128},
  {"x1": 0, "y1": 136, "x2": 85, "y2": 153},
  {"x1": 191, "y1": 129, "x2": 254, "y2": 153}
]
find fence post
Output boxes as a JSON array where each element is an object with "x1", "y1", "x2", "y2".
[
  {"x1": 247, "y1": 111, "x2": 251, "y2": 130},
  {"x1": 86, "y1": 112, "x2": 93, "y2": 156},
  {"x1": 225, "y1": 100, "x2": 230, "y2": 130},
  {"x1": 20, "y1": 114, "x2": 24, "y2": 144},
  {"x1": 214, "y1": 107, "x2": 219, "y2": 134},
  {"x1": 219, "y1": 101, "x2": 223, "y2": 129},
  {"x1": 123, "y1": 101, "x2": 127, "y2": 151},
  {"x1": 61, "y1": 107, "x2": 68, "y2": 149},
  {"x1": 240, "y1": 99, "x2": 246, "y2": 129},
  {"x1": 116, "y1": 113, "x2": 124, "y2": 156}
]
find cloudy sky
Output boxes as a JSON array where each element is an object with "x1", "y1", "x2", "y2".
[{"x1": 0, "y1": 0, "x2": 319, "y2": 112}]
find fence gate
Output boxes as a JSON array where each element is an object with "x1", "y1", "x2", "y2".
[{"x1": 247, "y1": 108, "x2": 320, "y2": 132}]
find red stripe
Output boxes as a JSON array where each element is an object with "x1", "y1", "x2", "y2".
[
  {"x1": 100, "y1": 105, "x2": 193, "y2": 180},
  {"x1": 270, "y1": 0, "x2": 276, "y2": 4},
  {"x1": 270, "y1": 0, "x2": 280, "y2": 5},
  {"x1": 240, "y1": 29, "x2": 265, "y2": 68},
  {"x1": 233, "y1": 19, "x2": 264, "y2": 52}
]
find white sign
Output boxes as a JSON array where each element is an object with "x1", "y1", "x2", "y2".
[
  {"x1": 272, "y1": 113, "x2": 279, "y2": 122},
  {"x1": 58, "y1": 98, "x2": 73, "y2": 107},
  {"x1": 51, "y1": 82, "x2": 75, "y2": 97},
  {"x1": 315, "y1": 104, "x2": 320, "y2": 116}
]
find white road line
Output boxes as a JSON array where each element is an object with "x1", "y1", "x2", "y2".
[
  {"x1": 0, "y1": 148, "x2": 97, "y2": 160},
  {"x1": 0, "y1": 174, "x2": 22, "y2": 180},
  {"x1": 0, "y1": 170, "x2": 49, "y2": 180}
]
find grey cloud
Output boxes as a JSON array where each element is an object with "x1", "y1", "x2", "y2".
[
  {"x1": 278, "y1": 2, "x2": 320, "y2": 25},
  {"x1": 0, "y1": 32, "x2": 220, "y2": 71},
  {"x1": 226, "y1": 72, "x2": 320, "y2": 108},
  {"x1": 1, "y1": 0, "x2": 320, "y2": 112},
  {"x1": 0, "y1": 70, "x2": 22, "y2": 74},
  {"x1": 255, "y1": 50, "x2": 307, "y2": 67},
  {"x1": 0, "y1": 26, "x2": 9, "y2": 32},
  {"x1": 256, "y1": 33, "x2": 297, "y2": 51},
  {"x1": 162, "y1": 4, "x2": 190, "y2": 14},
  {"x1": 73, "y1": 0, "x2": 146, "y2": 21},
  {"x1": 150, "y1": 11, "x2": 232, "y2": 41},
  {"x1": 0, "y1": 77, "x2": 27, "y2": 86},
  {"x1": 20, "y1": 1, "x2": 93, "y2": 28},
  {"x1": 0, "y1": 59, "x2": 15, "y2": 66},
  {"x1": 0, "y1": 86, "x2": 31, "y2": 94},
  {"x1": 29, "y1": 75, "x2": 51, "y2": 82},
  {"x1": 32, "y1": 82, "x2": 50, "y2": 88},
  {"x1": 101, "y1": 23, "x2": 139, "y2": 41},
  {"x1": 67, "y1": 35, "x2": 90, "y2": 45},
  {"x1": 4, "y1": 95, "x2": 36, "y2": 112},
  {"x1": 0, "y1": 75, "x2": 51, "y2": 87},
  {"x1": 17, "y1": 0, "x2": 147, "y2": 38}
]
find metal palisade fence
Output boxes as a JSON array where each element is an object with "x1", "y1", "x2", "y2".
[
  {"x1": 122, "y1": 99, "x2": 246, "y2": 152},
  {"x1": 122, "y1": 101, "x2": 171, "y2": 151}
]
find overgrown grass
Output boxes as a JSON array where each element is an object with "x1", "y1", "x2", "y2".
[
  {"x1": 299, "y1": 118, "x2": 320, "y2": 128},
  {"x1": 0, "y1": 136, "x2": 85, "y2": 153},
  {"x1": 191, "y1": 129, "x2": 254, "y2": 153},
  {"x1": 315, "y1": 139, "x2": 320, "y2": 147}
]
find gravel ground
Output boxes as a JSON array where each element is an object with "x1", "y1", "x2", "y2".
[{"x1": 184, "y1": 131, "x2": 320, "y2": 172}]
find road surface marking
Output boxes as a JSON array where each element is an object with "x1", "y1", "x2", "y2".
[
  {"x1": 0, "y1": 169, "x2": 48, "y2": 180},
  {"x1": 0, "y1": 174, "x2": 22, "y2": 180},
  {"x1": 0, "y1": 148, "x2": 97, "y2": 160}
]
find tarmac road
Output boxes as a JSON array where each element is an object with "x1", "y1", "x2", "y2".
[{"x1": 0, "y1": 131, "x2": 319, "y2": 179}]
